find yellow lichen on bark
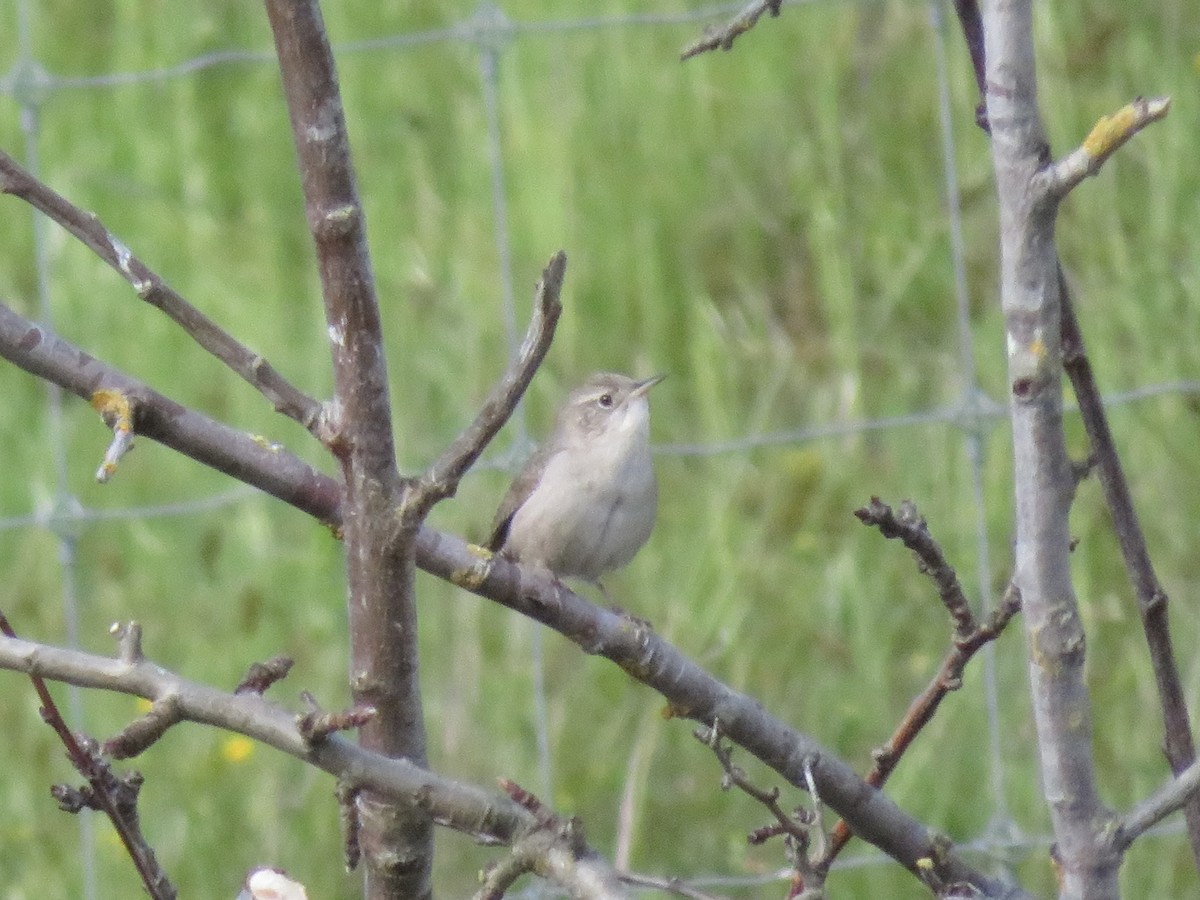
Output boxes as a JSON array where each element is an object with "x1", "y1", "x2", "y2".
[{"x1": 90, "y1": 388, "x2": 133, "y2": 433}]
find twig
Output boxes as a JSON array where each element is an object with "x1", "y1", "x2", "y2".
[
  {"x1": 1110, "y1": 755, "x2": 1200, "y2": 854},
  {"x1": 0, "y1": 150, "x2": 324, "y2": 433},
  {"x1": 407, "y1": 251, "x2": 566, "y2": 520},
  {"x1": 297, "y1": 700, "x2": 377, "y2": 743},
  {"x1": 854, "y1": 497, "x2": 976, "y2": 637},
  {"x1": 680, "y1": 0, "x2": 783, "y2": 60},
  {"x1": 0, "y1": 611, "x2": 176, "y2": 899},
  {"x1": 91, "y1": 388, "x2": 136, "y2": 482},
  {"x1": 695, "y1": 722, "x2": 827, "y2": 899},
  {"x1": 819, "y1": 584, "x2": 1021, "y2": 870},
  {"x1": 1058, "y1": 265, "x2": 1200, "y2": 863},
  {"x1": 1035, "y1": 97, "x2": 1171, "y2": 201},
  {"x1": 481, "y1": 781, "x2": 628, "y2": 900},
  {"x1": 0, "y1": 302, "x2": 344, "y2": 527},
  {"x1": 235, "y1": 655, "x2": 295, "y2": 695},
  {"x1": 104, "y1": 695, "x2": 184, "y2": 760},
  {"x1": 615, "y1": 871, "x2": 725, "y2": 900}
]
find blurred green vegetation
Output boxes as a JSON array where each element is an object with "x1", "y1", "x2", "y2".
[{"x1": 1, "y1": 0, "x2": 1199, "y2": 897}]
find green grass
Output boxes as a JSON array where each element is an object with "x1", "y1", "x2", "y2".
[{"x1": 2, "y1": 0, "x2": 1200, "y2": 896}]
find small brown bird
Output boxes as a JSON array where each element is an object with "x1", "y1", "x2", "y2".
[{"x1": 488, "y1": 372, "x2": 663, "y2": 581}]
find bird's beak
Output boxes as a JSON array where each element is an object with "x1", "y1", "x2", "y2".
[{"x1": 631, "y1": 373, "x2": 666, "y2": 397}]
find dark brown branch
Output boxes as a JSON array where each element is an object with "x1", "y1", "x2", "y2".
[
  {"x1": 0, "y1": 612, "x2": 175, "y2": 899},
  {"x1": 262, "y1": 3, "x2": 428, "y2": 898},
  {"x1": 854, "y1": 498, "x2": 976, "y2": 637},
  {"x1": 0, "y1": 150, "x2": 324, "y2": 433},
  {"x1": 680, "y1": 0, "x2": 783, "y2": 60},
  {"x1": 819, "y1": 584, "x2": 1021, "y2": 872},
  {"x1": 948, "y1": 0, "x2": 989, "y2": 131},
  {"x1": 1058, "y1": 266, "x2": 1200, "y2": 864},
  {"x1": 407, "y1": 251, "x2": 566, "y2": 520}
]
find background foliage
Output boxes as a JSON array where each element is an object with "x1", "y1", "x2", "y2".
[{"x1": 1, "y1": 0, "x2": 1199, "y2": 896}]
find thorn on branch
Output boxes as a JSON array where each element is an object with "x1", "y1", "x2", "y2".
[
  {"x1": 91, "y1": 388, "x2": 136, "y2": 483},
  {"x1": 235, "y1": 655, "x2": 295, "y2": 695}
]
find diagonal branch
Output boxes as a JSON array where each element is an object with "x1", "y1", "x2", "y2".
[
  {"x1": 0, "y1": 150, "x2": 324, "y2": 433},
  {"x1": 1110, "y1": 756, "x2": 1200, "y2": 855},
  {"x1": 854, "y1": 498, "x2": 976, "y2": 638},
  {"x1": 0, "y1": 613, "x2": 175, "y2": 900},
  {"x1": 820, "y1": 584, "x2": 1021, "y2": 872},
  {"x1": 1058, "y1": 265, "x2": 1200, "y2": 864},
  {"x1": 0, "y1": 302, "x2": 341, "y2": 522},
  {"x1": 407, "y1": 251, "x2": 566, "y2": 520},
  {"x1": 680, "y1": 0, "x2": 783, "y2": 61}
]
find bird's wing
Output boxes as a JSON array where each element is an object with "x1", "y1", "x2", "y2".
[{"x1": 488, "y1": 443, "x2": 555, "y2": 551}]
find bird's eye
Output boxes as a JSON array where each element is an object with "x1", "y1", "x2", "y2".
[{"x1": 598, "y1": 393, "x2": 614, "y2": 408}]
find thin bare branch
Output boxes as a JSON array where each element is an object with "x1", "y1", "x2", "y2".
[
  {"x1": 854, "y1": 497, "x2": 976, "y2": 637},
  {"x1": 0, "y1": 302, "x2": 343, "y2": 523},
  {"x1": 91, "y1": 388, "x2": 136, "y2": 482},
  {"x1": 680, "y1": 0, "x2": 782, "y2": 60},
  {"x1": 0, "y1": 150, "x2": 324, "y2": 432},
  {"x1": 1036, "y1": 97, "x2": 1171, "y2": 201},
  {"x1": 1111, "y1": 757, "x2": 1200, "y2": 854},
  {"x1": 483, "y1": 781, "x2": 628, "y2": 900},
  {"x1": 408, "y1": 251, "x2": 566, "y2": 519},
  {"x1": 947, "y1": 0, "x2": 989, "y2": 131},
  {"x1": 821, "y1": 584, "x2": 1021, "y2": 870},
  {"x1": 1058, "y1": 266, "x2": 1200, "y2": 862},
  {"x1": 0, "y1": 612, "x2": 176, "y2": 899},
  {"x1": 298, "y1": 702, "x2": 377, "y2": 744}
]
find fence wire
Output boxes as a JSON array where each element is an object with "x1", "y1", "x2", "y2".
[{"x1": 1, "y1": 0, "x2": 1194, "y2": 895}]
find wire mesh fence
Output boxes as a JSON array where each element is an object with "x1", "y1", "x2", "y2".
[{"x1": 1, "y1": 0, "x2": 1196, "y2": 895}]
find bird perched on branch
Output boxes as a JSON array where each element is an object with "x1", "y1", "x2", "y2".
[{"x1": 488, "y1": 372, "x2": 663, "y2": 582}]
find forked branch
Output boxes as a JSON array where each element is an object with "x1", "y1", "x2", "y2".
[{"x1": 0, "y1": 150, "x2": 323, "y2": 433}]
